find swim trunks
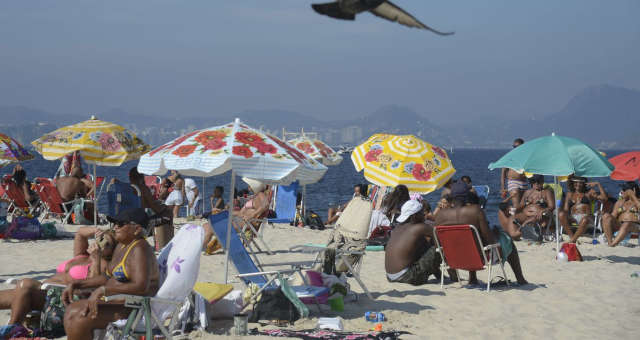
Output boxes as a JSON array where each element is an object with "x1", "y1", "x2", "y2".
[
  {"x1": 386, "y1": 246, "x2": 441, "y2": 285},
  {"x1": 507, "y1": 179, "x2": 528, "y2": 192}
]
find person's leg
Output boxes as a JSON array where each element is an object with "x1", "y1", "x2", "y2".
[
  {"x1": 468, "y1": 271, "x2": 478, "y2": 285},
  {"x1": 559, "y1": 210, "x2": 573, "y2": 237},
  {"x1": 172, "y1": 204, "x2": 180, "y2": 219},
  {"x1": 505, "y1": 242, "x2": 528, "y2": 285},
  {"x1": 569, "y1": 216, "x2": 590, "y2": 243},
  {"x1": 202, "y1": 222, "x2": 214, "y2": 250},
  {"x1": 7, "y1": 279, "x2": 45, "y2": 324},
  {"x1": 601, "y1": 213, "x2": 617, "y2": 245},
  {"x1": 64, "y1": 300, "x2": 131, "y2": 340},
  {"x1": 609, "y1": 222, "x2": 638, "y2": 246}
]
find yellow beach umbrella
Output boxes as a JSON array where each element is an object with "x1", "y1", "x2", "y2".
[
  {"x1": 351, "y1": 134, "x2": 455, "y2": 194},
  {"x1": 31, "y1": 116, "x2": 149, "y2": 166},
  {"x1": 32, "y1": 115, "x2": 150, "y2": 224}
]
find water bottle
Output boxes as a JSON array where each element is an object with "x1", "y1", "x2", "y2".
[{"x1": 365, "y1": 312, "x2": 385, "y2": 322}]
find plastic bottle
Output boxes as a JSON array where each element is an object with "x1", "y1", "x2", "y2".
[{"x1": 365, "y1": 312, "x2": 386, "y2": 322}]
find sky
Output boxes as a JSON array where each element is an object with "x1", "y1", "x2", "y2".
[{"x1": 0, "y1": 0, "x2": 638, "y2": 124}]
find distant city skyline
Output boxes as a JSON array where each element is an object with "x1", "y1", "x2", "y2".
[{"x1": 0, "y1": 1, "x2": 639, "y2": 125}]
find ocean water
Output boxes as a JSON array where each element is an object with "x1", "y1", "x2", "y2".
[{"x1": 1, "y1": 149, "x2": 631, "y2": 226}]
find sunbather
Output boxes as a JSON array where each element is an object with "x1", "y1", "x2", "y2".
[
  {"x1": 63, "y1": 208, "x2": 160, "y2": 340},
  {"x1": 232, "y1": 177, "x2": 269, "y2": 230},
  {"x1": 11, "y1": 165, "x2": 38, "y2": 206},
  {"x1": 55, "y1": 165, "x2": 94, "y2": 221},
  {"x1": 559, "y1": 176, "x2": 607, "y2": 243},
  {"x1": 601, "y1": 182, "x2": 640, "y2": 247},
  {"x1": 516, "y1": 175, "x2": 555, "y2": 230},
  {"x1": 385, "y1": 200, "x2": 441, "y2": 285},
  {"x1": 0, "y1": 227, "x2": 116, "y2": 336},
  {"x1": 435, "y1": 182, "x2": 527, "y2": 285}
]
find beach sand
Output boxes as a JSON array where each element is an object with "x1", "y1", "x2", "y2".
[{"x1": 1, "y1": 218, "x2": 639, "y2": 339}]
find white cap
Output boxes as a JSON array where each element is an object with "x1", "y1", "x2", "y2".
[
  {"x1": 242, "y1": 177, "x2": 266, "y2": 193},
  {"x1": 396, "y1": 199, "x2": 423, "y2": 223}
]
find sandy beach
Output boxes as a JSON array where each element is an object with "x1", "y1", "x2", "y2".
[{"x1": 1, "y1": 218, "x2": 639, "y2": 340}]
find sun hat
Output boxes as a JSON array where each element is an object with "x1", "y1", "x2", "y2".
[
  {"x1": 242, "y1": 177, "x2": 267, "y2": 193},
  {"x1": 396, "y1": 199, "x2": 424, "y2": 223}
]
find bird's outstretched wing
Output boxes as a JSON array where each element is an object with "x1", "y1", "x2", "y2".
[
  {"x1": 369, "y1": 1, "x2": 454, "y2": 35},
  {"x1": 312, "y1": 2, "x2": 356, "y2": 21}
]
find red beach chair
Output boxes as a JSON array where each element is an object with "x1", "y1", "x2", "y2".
[
  {"x1": 34, "y1": 179, "x2": 76, "y2": 223},
  {"x1": 144, "y1": 175, "x2": 163, "y2": 200},
  {"x1": 1, "y1": 175, "x2": 39, "y2": 218},
  {"x1": 433, "y1": 224, "x2": 509, "y2": 292}
]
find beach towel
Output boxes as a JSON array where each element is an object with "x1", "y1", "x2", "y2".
[{"x1": 250, "y1": 328, "x2": 410, "y2": 339}]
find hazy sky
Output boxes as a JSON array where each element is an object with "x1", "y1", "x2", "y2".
[{"x1": 1, "y1": 1, "x2": 638, "y2": 124}]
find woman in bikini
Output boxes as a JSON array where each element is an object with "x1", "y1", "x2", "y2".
[
  {"x1": 559, "y1": 176, "x2": 608, "y2": 243},
  {"x1": 63, "y1": 208, "x2": 159, "y2": 340},
  {"x1": 498, "y1": 175, "x2": 555, "y2": 240},
  {"x1": 0, "y1": 227, "x2": 116, "y2": 336},
  {"x1": 601, "y1": 182, "x2": 640, "y2": 247},
  {"x1": 231, "y1": 178, "x2": 270, "y2": 239}
]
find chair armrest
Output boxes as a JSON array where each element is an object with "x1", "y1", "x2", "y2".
[
  {"x1": 104, "y1": 294, "x2": 181, "y2": 306},
  {"x1": 41, "y1": 283, "x2": 67, "y2": 290},
  {"x1": 236, "y1": 269, "x2": 296, "y2": 279}
]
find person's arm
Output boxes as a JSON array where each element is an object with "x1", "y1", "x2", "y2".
[
  {"x1": 248, "y1": 192, "x2": 268, "y2": 220},
  {"x1": 73, "y1": 226, "x2": 100, "y2": 256},
  {"x1": 610, "y1": 199, "x2": 624, "y2": 219},
  {"x1": 593, "y1": 182, "x2": 608, "y2": 202},
  {"x1": 544, "y1": 188, "x2": 555, "y2": 213},
  {"x1": 141, "y1": 186, "x2": 169, "y2": 216},
  {"x1": 477, "y1": 208, "x2": 495, "y2": 244},
  {"x1": 500, "y1": 169, "x2": 507, "y2": 196},
  {"x1": 518, "y1": 190, "x2": 530, "y2": 209},
  {"x1": 563, "y1": 192, "x2": 572, "y2": 212}
]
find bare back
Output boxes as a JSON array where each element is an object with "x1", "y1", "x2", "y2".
[
  {"x1": 56, "y1": 176, "x2": 88, "y2": 201},
  {"x1": 385, "y1": 222, "x2": 433, "y2": 274},
  {"x1": 434, "y1": 205, "x2": 494, "y2": 244}
]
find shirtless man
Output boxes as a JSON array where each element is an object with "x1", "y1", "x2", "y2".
[
  {"x1": 501, "y1": 138, "x2": 526, "y2": 212},
  {"x1": 385, "y1": 200, "x2": 442, "y2": 285},
  {"x1": 56, "y1": 166, "x2": 94, "y2": 202},
  {"x1": 435, "y1": 182, "x2": 527, "y2": 285}
]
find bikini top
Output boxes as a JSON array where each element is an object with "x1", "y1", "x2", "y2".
[
  {"x1": 618, "y1": 204, "x2": 639, "y2": 214},
  {"x1": 107, "y1": 239, "x2": 141, "y2": 282}
]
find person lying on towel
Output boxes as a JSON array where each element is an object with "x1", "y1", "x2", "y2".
[{"x1": 435, "y1": 182, "x2": 528, "y2": 285}]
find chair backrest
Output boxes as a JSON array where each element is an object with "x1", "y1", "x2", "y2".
[
  {"x1": 209, "y1": 211, "x2": 267, "y2": 286},
  {"x1": 272, "y1": 181, "x2": 299, "y2": 222},
  {"x1": 473, "y1": 185, "x2": 490, "y2": 200},
  {"x1": 153, "y1": 224, "x2": 204, "y2": 321},
  {"x1": 335, "y1": 196, "x2": 373, "y2": 240},
  {"x1": 35, "y1": 180, "x2": 67, "y2": 214},
  {"x1": 434, "y1": 225, "x2": 487, "y2": 271},
  {"x1": 106, "y1": 182, "x2": 142, "y2": 216},
  {"x1": 1, "y1": 176, "x2": 28, "y2": 208}
]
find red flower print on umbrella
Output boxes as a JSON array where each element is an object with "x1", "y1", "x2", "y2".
[
  {"x1": 232, "y1": 145, "x2": 254, "y2": 159},
  {"x1": 412, "y1": 163, "x2": 432, "y2": 181},
  {"x1": 172, "y1": 145, "x2": 197, "y2": 158}
]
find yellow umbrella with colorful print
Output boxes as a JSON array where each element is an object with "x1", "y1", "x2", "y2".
[
  {"x1": 31, "y1": 115, "x2": 150, "y2": 224},
  {"x1": 351, "y1": 134, "x2": 455, "y2": 194}
]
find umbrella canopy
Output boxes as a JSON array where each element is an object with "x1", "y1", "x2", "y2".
[
  {"x1": 287, "y1": 135, "x2": 343, "y2": 166},
  {"x1": 31, "y1": 116, "x2": 149, "y2": 166},
  {"x1": 609, "y1": 151, "x2": 640, "y2": 181},
  {"x1": 0, "y1": 133, "x2": 34, "y2": 164},
  {"x1": 488, "y1": 134, "x2": 614, "y2": 177},
  {"x1": 137, "y1": 118, "x2": 327, "y2": 185},
  {"x1": 351, "y1": 134, "x2": 456, "y2": 194}
]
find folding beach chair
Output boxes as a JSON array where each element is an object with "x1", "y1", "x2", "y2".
[
  {"x1": 1, "y1": 175, "x2": 39, "y2": 218},
  {"x1": 34, "y1": 179, "x2": 76, "y2": 223},
  {"x1": 84, "y1": 175, "x2": 106, "y2": 201},
  {"x1": 106, "y1": 181, "x2": 142, "y2": 216},
  {"x1": 289, "y1": 196, "x2": 375, "y2": 300},
  {"x1": 473, "y1": 185, "x2": 490, "y2": 209},
  {"x1": 433, "y1": 224, "x2": 509, "y2": 292},
  {"x1": 144, "y1": 175, "x2": 163, "y2": 200},
  {"x1": 267, "y1": 181, "x2": 299, "y2": 224},
  {"x1": 99, "y1": 224, "x2": 205, "y2": 340},
  {"x1": 209, "y1": 212, "x2": 328, "y2": 313}
]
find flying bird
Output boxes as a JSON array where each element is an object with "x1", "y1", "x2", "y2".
[{"x1": 311, "y1": 0, "x2": 454, "y2": 35}]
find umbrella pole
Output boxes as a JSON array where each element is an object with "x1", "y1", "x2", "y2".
[
  {"x1": 202, "y1": 176, "x2": 205, "y2": 216},
  {"x1": 93, "y1": 164, "x2": 97, "y2": 226},
  {"x1": 555, "y1": 176, "x2": 560, "y2": 256},
  {"x1": 302, "y1": 184, "x2": 307, "y2": 218},
  {"x1": 224, "y1": 170, "x2": 236, "y2": 284}
]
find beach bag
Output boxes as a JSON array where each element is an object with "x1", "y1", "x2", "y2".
[
  {"x1": 248, "y1": 288, "x2": 301, "y2": 323},
  {"x1": 335, "y1": 196, "x2": 372, "y2": 240},
  {"x1": 6, "y1": 216, "x2": 41, "y2": 239},
  {"x1": 305, "y1": 210, "x2": 325, "y2": 230},
  {"x1": 560, "y1": 243, "x2": 583, "y2": 261},
  {"x1": 39, "y1": 288, "x2": 80, "y2": 338},
  {"x1": 521, "y1": 224, "x2": 543, "y2": 242}
]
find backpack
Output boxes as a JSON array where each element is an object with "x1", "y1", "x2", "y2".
[
  {"x1": 304, "y1": 210, "x2": 325, "y2": 230},
  {"x1": 248, "y1": 288, "x2": 301, "y2": 323}
]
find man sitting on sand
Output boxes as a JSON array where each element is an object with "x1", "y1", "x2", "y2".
[
  {"x1": 435, "y1": 182, "x2": 528, "y2": 285},
  {"x1": 385, "y1": 200, "x2": 442, "y2": 285}
]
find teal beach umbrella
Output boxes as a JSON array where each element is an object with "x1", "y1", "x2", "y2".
[
  {"x1": 488, "y1": 134, "x2": 614, "y2": 256},
  {"x1": 488, "y1": 134, "x2": 614, "y2": 177}
]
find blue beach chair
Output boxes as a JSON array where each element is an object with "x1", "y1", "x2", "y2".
[
  {"x1": 473, "y1": 185, "x2": 490, "y2": 209},
  {"x1": 268, "y1": 181, "x2": 299, "y2": 224},
  {"x1": 209, "y1": 212, "x2": 328, "y2": 314},
  {"x1": 106, "y1": 181, "x2": 142, "y2": 216}
]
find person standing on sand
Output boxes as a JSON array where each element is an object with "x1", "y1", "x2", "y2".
[
  {"x1": 501, "y1": 138, "x2": 527, "y2": 213},
  {"x1": 385, "y1": 200, "x2": 442, "y2": 285},
  {"x1": 164, "y1": 170, "x2": 185, "y2": 219},
  {"x1": 435, "y1": 182, "x2": 528, "y2": 285}
]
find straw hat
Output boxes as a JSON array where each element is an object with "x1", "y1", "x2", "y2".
[{"x1": 242, "y1": 177, "x2": 267, "y2": 193}]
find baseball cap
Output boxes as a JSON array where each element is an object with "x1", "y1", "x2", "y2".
[
  {"x1": 107, "y1": 208, "x2": 150, "y2": 229},
  {"x1": 396, "y1": 199, "x2": 424, "y2": 223}
]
